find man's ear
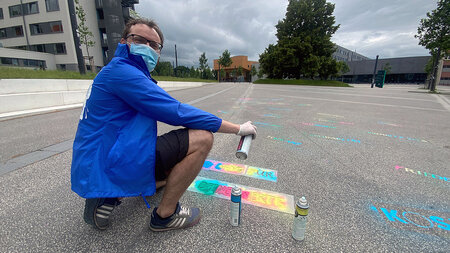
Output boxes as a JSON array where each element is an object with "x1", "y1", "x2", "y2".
[{"x1": 120, "y1": 38, "x2": 127, "y2": 44}]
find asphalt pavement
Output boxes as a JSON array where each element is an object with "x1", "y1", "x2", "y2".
[{"x1": 0, "y1": 83, "x2": 449, "y2": 252}]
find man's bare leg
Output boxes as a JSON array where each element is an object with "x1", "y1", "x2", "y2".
[
  {"x1": 156, "y1": 129, "x2": 213, "y2": 218},
  {"x1": 156, "y1": 181, "x2": 166, "y2": 189}
]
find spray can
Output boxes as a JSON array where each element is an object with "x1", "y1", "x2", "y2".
[
  {"x1": 292, "y1": 196, "x2": 309, "y2": 241},
  {"x1": 236, "y1": 135, "x2": 253, "y2": 160},
  {"x1": 230, "y1": 186, "x2": 242, "y2": 226}
]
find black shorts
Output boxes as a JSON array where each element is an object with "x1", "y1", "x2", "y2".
[{"x1": 155, "y1": 128, "x2": 189, "y2": 181}]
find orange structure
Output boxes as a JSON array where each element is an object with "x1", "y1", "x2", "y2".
[{"x1": 213, "y1": 55, "x2": 258, "y2": 82}]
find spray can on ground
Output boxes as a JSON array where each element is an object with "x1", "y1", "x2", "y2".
[
  {"x1": 236, "y1": 135, "x2": 253, "y2": 160},
  {"x1": 230, "y1": 186, "x2": 242, "y2": 226},
  {"x1": 292, "y1": 196, "x2": 309, "y2": 241}
]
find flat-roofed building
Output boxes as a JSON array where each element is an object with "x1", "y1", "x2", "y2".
[
  {"x1": 0, "y1": 0, "x2": 138, "y2": 71},
  {"x1": 213, "y1": 55, "x2": 258, "y2": 82},
  {"x1": 342, "y1": 56, "x2": 430, "y2": 84}
]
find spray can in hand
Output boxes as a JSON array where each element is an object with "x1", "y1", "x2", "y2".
[
  {"x1": 230, "y1": 186, "x2": 242, "y2": 226},
  {"x1": 236, "y1": 135, "x2": 253, "y2": 160},
  {"x1": 292, "y1": 196, "x2": 309, "y2": 241}
]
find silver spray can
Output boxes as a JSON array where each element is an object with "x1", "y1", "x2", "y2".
[
  {"x1": 230, "y1": 186, "x2": 242, "y2": 226},
  {"x1": 236, "y1": 135, "x2": 253, "y2": 160},
  {"x1": 292, "y1": 196, "x2": 309, "y2": 241}
]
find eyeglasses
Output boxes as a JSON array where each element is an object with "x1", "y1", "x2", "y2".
[{"x1": 126, "y1": 34, "x2": 163, "y2": 52}]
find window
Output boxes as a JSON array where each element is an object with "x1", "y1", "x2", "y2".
[
  {"x1": 9, "y1": 5, "x2": 22, "y2": 17},
  {"x1": 0, "y1": 29, "x2": 6, "y2": 39},
  {"x1": 30, "y1": 21, "x2": 63, "y2": 35},
  {"x1": 9, "y1": 2, "x2": 39, "y2": 17},
  {"x1": 0, "y1": 8, "x2": 3, "y2": 19},
  {"x1": 23, "y1": 2, "x2": 39, "y2": 15},
  {"x1": 30, "y1": 24, "x2": 43, "y2": 35},
  {"x1": 0, "y1": 26, "x2": 24, "y2": 39},
  {"x1": 15, "y1": 26, "x2": 23, "y2": 36},
  {"x1": 55, "y1": 43, "x2": 66, "y2": 54},
  {"x1": 45, "y1": 0, "x2": 59, "y2": 12},
  {"x1": 50, "y1": 21, "x2": 63, "y2": 32}
]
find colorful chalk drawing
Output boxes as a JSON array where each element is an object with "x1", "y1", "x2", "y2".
[
  {"x1": 268, "y1": 107, "x2": 292, "y2": 111},
  {"x1": 202, "y1": 160, "x2": 278, "y2": 182},
  {"x1": 368, "y1": 132, "x2": 428, "y2": 143},
  {"x1": 317, "y1": 113, "x2": 344, "y2": 118},
  {"x1": 378, "y1": 121, "x2": 402, "y2": 127},
  {"x1": 267, "y1": 135, "x2": 302, "y2": 146},
  {"x1": 262, "y1": 114, "x2": 281, "y2": 118},
  {"x1": 297, "y1": 104, "x2": 312, "y2": 107},
  {"x1": 301, "y1": 122, "x2": 336, "y2": 129},
  {"x1": 254, "y1": 122, "x2": 281, "y2": 128},
  {"x1": 394, "y1": 166, "x2": 448, "y2": 185},
  {"x1": 370, "y1": 202, "x2": 450, "y2": 237},
  {"x1": 309, "y1": 134, "x2": 361, "y2": 143},
  {"x1": 315, "y1": 118, "x2": 354, "y2": 125},
  {"x1": 188, "y1": 176, "x2": 295, "y2": 214},
  {"x1": 217, "y1": 110, "x2": 228, "y2": 114}
]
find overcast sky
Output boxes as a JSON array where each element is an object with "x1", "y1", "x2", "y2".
[{"x1": 135, "y1": 0, "x2": 437, "y2": 68}]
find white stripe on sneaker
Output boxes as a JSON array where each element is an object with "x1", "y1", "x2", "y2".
[
  {"x1": 97, "y1": 209, "x2": 111, "y2": 215},
  {"x1": 100, "y1": 205, "x2": 114, "y2": 211},
  {"x1": 96, "y1": 213, "x2": 109, "y2": 219}
]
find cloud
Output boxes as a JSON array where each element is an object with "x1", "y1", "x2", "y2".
[{"x1": 136, "y1": 0, "x2": 436, "y2": 67}]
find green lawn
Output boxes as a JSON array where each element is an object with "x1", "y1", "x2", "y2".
[
  {"x1": 0, "y1": 67, "x2": 97, "y2": 79},
  {"x1": 0, "y1": 67, "x2": 217, "y2": 82},
  {"x1": 254, "y1": 78, "x2": 352, "y2": 87},
  {"x1": 153, "y1": 76, "x2": 217, "y2": 82}
]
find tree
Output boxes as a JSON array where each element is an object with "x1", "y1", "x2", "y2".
[
  {"x1": 199, "y1": 52, "x2": 208, "y2": 79},
  {"x1": 415, "y1": 0, "x2": 449, "y2": 91},
  {"x1": 218, "y1": 49, "x2": 232, "y2": 81},
  {"x1": 237, "y1": 66, "x2": 243, "y2": 81},
  {"x1": 250, "y1": 66, "x2": 257, "y2": 82},
  {"x1": 75, "y1": 0, "x2": 96, "y2": 73},
  {"x1": 335, "y1": 61, "x2": 350, "y2": 81},
  {"x1": 383, "y1": 63, "x2": 392, "y2": 75},
  {"x1": 154, "y1": 61, "x2": 173, "y2": 76},
  {"x1": 259, "y1": 0, "x2": 340, "y2": 79}
]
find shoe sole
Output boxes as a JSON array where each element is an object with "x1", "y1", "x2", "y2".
[
  {"x1": 83, "y1": 198, "x2": 108, "y2": 230},
  {"x1": 149, "y1": 211, "x2": 202, "y2": 232}
]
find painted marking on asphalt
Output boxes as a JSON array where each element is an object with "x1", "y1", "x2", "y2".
[
  {"x1": 254, "y1": 122, "x2": 281, "y2": 128},
  {"x1": 188, "y1": 176, "x2": 294, "y2": 214},
  {"x1": 367, "y1": 132, "x2": 428, "y2": 143},
  {"x1": 317, "y1": 113, "x2": 344, "y2": 118},
  {"x1": 309, "y1": 134, "x2": 361, "y2": 143},
  {"x1": 187, "y1": 86, "x2": 235, "y2": 105},
  {"x1": 267, "y1": 135, "x2": 302, "y2": 146},
  {"x1": 301, "y1": 122, "x2": 336, "y2": 129},
  {"x1": 202, "y1": 159, "x2": 277, "y2": 182},
  {"x1": 394, "y1": 166, "x2": 449, "y2": 185},
  {"x1": 370, "y1": 202, "x2": 450, "y2": 237}
]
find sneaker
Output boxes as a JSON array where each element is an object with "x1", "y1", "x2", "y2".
[
  {"x1": 150, "y1": 203, "x2": 201, "y2": 232},
  {"x1": 83, "y1": 198, "x2": 121, "y2": 230}
]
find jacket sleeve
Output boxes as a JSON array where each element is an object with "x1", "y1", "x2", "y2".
[{"x1": 107, "y1": 62, "x2": 222, "y2": 132}]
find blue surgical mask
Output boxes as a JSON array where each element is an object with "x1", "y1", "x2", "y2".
[{"x1": 129, "y1": 43, "x2": 159, "y2": 72}]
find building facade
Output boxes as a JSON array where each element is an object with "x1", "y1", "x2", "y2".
[
  {"x1": 213, "y1": 55, "x2": 258, "y2": 82},
  {"x1": 332, "y1": 45, "x2": 370, "y2": 63},
  {"x1": 342, "y1": 56, "x2": 430, "y2": 84},
  {"x1": 438, "y1": 58, "x2": 450, "y2": 86},
  {"x1": 0, "y1": 0, "x2": 138, "y2": 71}
]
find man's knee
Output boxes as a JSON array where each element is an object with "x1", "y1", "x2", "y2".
[{"x1": 189, "y1": 130, "x2": 214, "y2": 152}]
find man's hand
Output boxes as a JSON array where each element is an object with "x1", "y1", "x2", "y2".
[{"x1": 237, "y1": 121, "x2": 257, "y2": 139}]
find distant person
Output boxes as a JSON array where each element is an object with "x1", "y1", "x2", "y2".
[{"x1": 70, "y1": 18, "x2": 257, "y2": 231}]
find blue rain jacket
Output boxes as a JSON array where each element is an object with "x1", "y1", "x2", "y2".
[{"x1": 71, "y1": 43, "x2": 222, "y2": 198}]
